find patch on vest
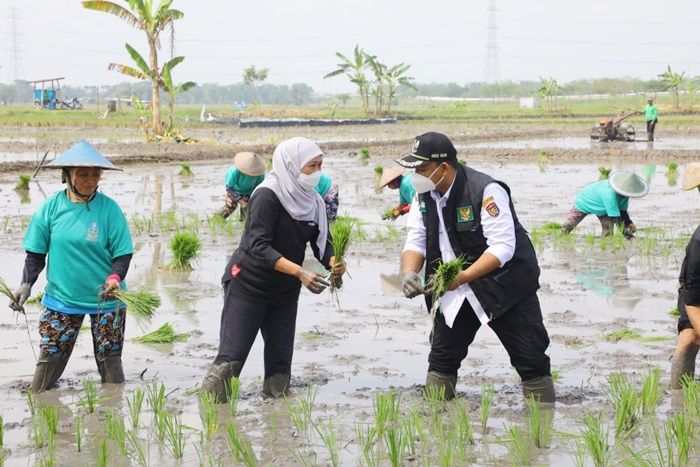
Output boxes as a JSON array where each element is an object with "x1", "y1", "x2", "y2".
[
  {"x1": 482, "y1": 195, "x2": 494, "y2": 207},
  {"x1": 456, "y1": 205, "x2": 474, "y2": 223},
  {"x1": 419, "y1": 199, "x2": 426, "y2": 213},
  {"x1": 485, "y1": 201, "x2": 500, "y2": 217}
]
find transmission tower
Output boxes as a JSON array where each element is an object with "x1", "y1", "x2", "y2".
[
  {"x1": 8, "y1": 7, "x2": 25, "y2": 81},
  {"x1": 484, "y1": 0, "x2": 500, "y2": 83}
]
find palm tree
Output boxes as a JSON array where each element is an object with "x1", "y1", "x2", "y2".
[
  {"x1": 384, "y1": 63, "x2": 415, "y2": 113},
  {"x1": 242, "y1": 66, "x2": 269, "y2": 104},
  {"x1": 83, "y1": 0, "x2": 184, "y2": 137},
  {"x1": 324, "y1": 45, "x2": 370, "y2": 114},
  {"x1": 658, "y1": 65, "x2": 685, "y2": 109}
]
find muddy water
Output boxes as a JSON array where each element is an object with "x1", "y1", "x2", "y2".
[
  {"x1": 0, "y1": 151, "x2": 698, "y2": 465},
  {"x1": 462, "y1": 137, "x2": 700, "y2": 150}
]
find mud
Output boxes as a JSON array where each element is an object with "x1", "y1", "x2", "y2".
[{"x1": 0, "y1": 125, "x2": 699, "y2": 465}]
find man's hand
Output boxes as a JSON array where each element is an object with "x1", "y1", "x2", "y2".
[
  {"x1": 295, "y1": 267, "x2": 331, "y2": 294},
  {"x1": 402, "y1": 272, "x2": 425, "y2": 298},
  {"x1": 9, "y1": 283, "x2": 31, "y2": 313},
  {"x1": 445, "y1": 271, "x2": 466, "y2": 292}
]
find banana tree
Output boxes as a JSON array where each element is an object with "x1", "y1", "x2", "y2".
[
  {"x1": 162, "y1": 57, "x2": 195, "y2": 132},
  {"x1": 365, "y1": 53, "x2": 385, "y2": 116},
  {"x1": 384, "y1": 63, "x2": 415, "y2": 113},
  {"x1": 658, "y1": 65, "x2": 685, "y2": 109},
  {"x1": 83, "y1": 0, "x2": 184, "y2": 137},
  {"x1": 538, "y1": 76, "x2": 559, "y2": 112},
  {"x1": 324, "y1": 45, "x2": 370, "y2": 114}
]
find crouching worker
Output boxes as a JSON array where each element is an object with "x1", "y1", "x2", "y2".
[
  {"x1": 315, "y1": 172, "x2": 340, "y2": 222},
  {"x1": 671, "y1": 163, "x2": 700, "y2": 389},
  {"x1": 201, "y1": 137, "x2": 346, "y2": 400},
  {"x1": 217, "y1": 152, "x2": 266, "y2": 220},
  {"x1": 562, "y1": 172, "x2": 649, "y2": 238},
  {"x1": 9, "y1": 140, "x2": 133, "y2": 392},
  {"x1": 379, "y1": 168, "x2": 416, "y2": 220},
  {"x1": 397, "y1": 132, "x2": 554, "y2": 403}
]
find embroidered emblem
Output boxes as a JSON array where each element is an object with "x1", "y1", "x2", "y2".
[
  {"x1": 456, "y1": 206, "x2": 474, "y2": 223},
  {"x1": 482, "y1": 195, "x2": 494, "y2": 207},
  {"x1": 86, "y1": 222, "x2": 99, "y2": 241},
  {"x1": 485, "y1": 201, "x2": 500, "y2": 217},
  {"x1": 231, "y1": 264, "x2": 241, "y2": 278},
  {"x1": 419, "y1": 199, "x2": 427, "y2": 213},
  {"x1": 412, "y1": 139, "x2": 420, "y2": 152}
]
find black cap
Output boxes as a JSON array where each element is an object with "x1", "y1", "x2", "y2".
[{"x1": 396, "y1": 132, "x2": 457, "y2": 168}]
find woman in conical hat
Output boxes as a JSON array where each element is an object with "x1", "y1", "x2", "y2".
[
  {"x1": 561, "y1": 171, "x2": 649, "y2": 238},
  {"x1": 378, "y1": 167, "x2": 416, "y2": 220},
  {"x1": 217, "y1": 151, "x2": 266, "y2": 220},
  {"x1": 9, "y1": 139, "x2": 134, "y2": 392}
]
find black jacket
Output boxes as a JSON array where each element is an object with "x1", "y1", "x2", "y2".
[{"x1": 679, "y1": 224, "x2": 700, "y2": 307}]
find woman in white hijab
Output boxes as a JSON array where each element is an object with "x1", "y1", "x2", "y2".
[{"x1": 201, "y1": 137, "x2": 346, "y2": 400}]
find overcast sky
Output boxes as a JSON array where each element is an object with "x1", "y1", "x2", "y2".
[{"x1": 2, "y1": 0, "x2": 699, "y2": 93}]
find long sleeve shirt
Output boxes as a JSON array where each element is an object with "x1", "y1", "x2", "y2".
[
  {"x1": 680, "y1": 225, "x2": 700, "y2": 307},
  {"x1": 644, "y1": 104, "x2": 658, "y2": 122},
  {"x1": 403, "y1": 181, "x2": 516, "y2": 327},
  {"x1": 574, "y1": 180, "x2": 629, "y2": 218}
]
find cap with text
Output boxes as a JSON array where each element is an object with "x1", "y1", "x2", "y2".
[{"x1": 396, "y1": 132, "x2": 457, "y2": 168}]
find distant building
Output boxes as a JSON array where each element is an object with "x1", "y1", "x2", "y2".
[{"x1": 519, "y1": 97, "x2": 540, "y2": 109}]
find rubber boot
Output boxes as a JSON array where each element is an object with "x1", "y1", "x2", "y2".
[
  {"x1": 647, "y1": 132, "x2": 654, "y2": 142},
  {"x1": 671, "y1": 346, "x2": 698, "y2": 390},
  {"x1": 31, "y1": 351, "x2": 71, "y2": 393},
  {"x1": 424, "y1": 370, "x2": 457, "y2": 400},
  {"x1": 522, "y1": 375, "x2": 556, "y2": 404},
  {"x1": 262, "y1": 373, "x2": 291, "y2": 398},
  {"x1": 97, "y1": 355, "x2": 125, "y2": 384},
  {"x1": 201, "y1": 361, "x2": 243, "y2": 403}
]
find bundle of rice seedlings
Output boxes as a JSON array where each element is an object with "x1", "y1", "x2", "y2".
[
  {"x1": 374, "y1": 164, "x2": 384, "y2": 179},
  {"x1": 0, "y1": 276, "x2": 15, "y2": 304},
  {"x1": 14, "y1": 174, "x2": 31, "y2": 192},
  {"x1": 359, "y1": 147, "x2": 370, "y2": 160},
  {"x1": 667, "y1": 161, "x2": 678, "y2": 172},
  {"x1": 178, "y1": 163, "x2": 194, "y2": 176},
  {"x1": 598, "y1": 166, "x2": 612, "y2": 180},
  {"x1": 426, "y1": 256, "x2": 467, "y2": 318},
  {"x1": 330, "y1": 217, "x2": 358, "y2": 266},
  {"x1": 25, "y1": 291, "x2": 44, "y2": 308},
  {"x1": 133, "y1": 322, "x2": 187, "y2": 344},
  {"x1": 170, "y1": 231, "x2": 201, "y2": 270},
  {"x1": 381, "y1": 207, "x2": 396, "y2": 220},
  {"x1": 112, "y1": 289, "x2": 160, "y2": 323}
]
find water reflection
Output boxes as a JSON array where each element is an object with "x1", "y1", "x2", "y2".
[{"x1": 575, "y1": 257, "x2": 643, "y2": 310}]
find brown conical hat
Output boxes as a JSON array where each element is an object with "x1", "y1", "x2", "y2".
[
  {"x1": 682, "y1": 162, "x2": 700, "y2": 190},
  {"x1": 379, "y1": 167, "x2": 406, "y2": 189},
  {"x1": 234, "y1": 152, "x2": 265, "y2": 176}
]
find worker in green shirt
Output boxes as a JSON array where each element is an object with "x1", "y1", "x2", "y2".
[
  {"x1": 379, "y1": 168, "x2": 416, "y2": 220},
  {"x1": 217, "y1": 152, "x2": 266, "y2": 220},
  {"x1": 643, "y1": 96, "x2": 658, "y2": 142},
  {"x1": 314, "y1": 172, "x2": 339, "y2": 222}
]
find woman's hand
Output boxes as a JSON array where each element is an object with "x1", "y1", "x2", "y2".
[
  {"x1": 329, "y1": 257, "x2": 346, "y2": 289},
  {"x1": 100, "y1": 274, "x2": 121, "y2": 300},
  {"x1": 295, "y1": 267, "x2": 330, "y2": 294}
]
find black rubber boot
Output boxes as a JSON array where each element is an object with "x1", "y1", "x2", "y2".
[
  {"x1": 31, "y1": 351, "x2": 72, "y2": 393},
  {"x1": 424, "y1": 370, "x2": 457, "y2": 400},
  {"x1": 97, "y1": 355, "x2": 125, "y2": 384},
  {"x1": 522, "y1": 375, "x2": 556, "y2": 403},
  {"x1": 647, "y1": 132, "x2": 654, "y2": 142},
  {"x1": 201, "y1": 361, "x2": 244, "y2": 403},
  {"x1": 262, "y1": 373, "x2": 291, "y2": 398},
  {"x1": 671, "y1": 346, "x2": 698, "y2": 390}
]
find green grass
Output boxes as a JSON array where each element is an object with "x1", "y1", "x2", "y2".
[
  {"x1": 169, "y1": 231, "x2": 201, "y2": 270},
  {"x1": 133, "y1": 322, "x2": 187, "y2": 344}
]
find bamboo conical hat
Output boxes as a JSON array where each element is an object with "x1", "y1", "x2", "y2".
[
  {"x1": 608, "y1": 172, "x2": 649, "y2": 198},
  {"x1": 378, "y1": 167, "x2": 406, "y2": 189},
  {"x1": 234, "y1": 152, "x2": 265, "y2": 176},
  {"x1": 682, "y1": 162, "x2": 700, "y2": 190}
]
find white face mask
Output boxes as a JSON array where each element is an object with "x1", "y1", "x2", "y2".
[
  {"x1": 298, "y1": 170, "x2": 322, "y2": 191},
  {"x1": 411, "y1": 165, "x2": 444, "y2": 194}
]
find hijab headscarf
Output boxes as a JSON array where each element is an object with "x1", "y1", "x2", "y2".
[{"x1": 254, "y1": 137, "x2": 328, "y2": 257}]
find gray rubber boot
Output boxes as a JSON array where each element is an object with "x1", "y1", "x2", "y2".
[
  {"x1": 671, "y1": 346, "x2": 698, "y2": 390},
  {"x1": 31, "y1": 351, "x2": 72, "y2": 393},
  {"x1": 97, "y1": 355, "x2": 125, "y2": 384},
  {"x1": 424, "y1": 370, "x2": 457, "y2": 400},
  {"x1": 522, "y1": 375, "x2": 556, "y2": 404},
  {"x1": 262, "y1": 373, "x2": 291, "y2": 398},
  {"x1": 201, "y1": 361, "x2": 243, "y2": 403}
]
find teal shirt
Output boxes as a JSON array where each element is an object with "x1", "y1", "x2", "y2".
[
  {"x1": 574, "y1": 180, "x2": 629, "y2": 217},
  {"x1": 225, "y1": 167, "x2": 265, "y2": 196},
  {"x1": 315, "y1": 173, "x2": 332, "y2": 197},
  {"x1": 23, "y1": 191, "x2": 133, "y2": 314},
  {"x1": 399, "y1": 173, "x2": 416, "y2": 205},
  {"x1": 644, "y1": 104, "x2": 657, "y2": 122}
]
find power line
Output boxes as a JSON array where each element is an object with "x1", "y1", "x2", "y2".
[
  {"x1": 8, "y1": 7, "x2": 24, "y2": 81},
  {"x1": 484, "y1": 0, "x2": 499, "y2": 83}
]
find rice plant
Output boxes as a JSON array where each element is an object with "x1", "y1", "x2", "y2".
[
  {"x1": 25, "y1": 291, "x2": 44, "y2": 308},
  {"x1": 146, "y1": 381, "x2": 166, "y2": 417},
  {"x1": 40, "y1": 404, "x2": 58, "y2": 460},
  {"x1": 225, "y1": 420, "x2": 257, "y2": 467},
  {"x1": 315, "y1": 417, "x2": 341, "y2": 467},
  {"x1": 94, "y1": 439, "x2": 110, "y2": 467},
  {"x1": 480, "y1": 381, "x2": 495, "y2": 434},
  {"x1": 285, "y1": 383, "x2": 316, "y2": 436},
  {"x1": 381, "y1": 207, "x2": 396, "y2": 220},
  {"x1": 226, "y1": 376, "x2": 241, "y2": 417},
  {"x1": 602, "y1": 328, "x2": 667, "y2": 343},
  {"x1": 74, "y1": 413, "x2": 84, "y2": 452},
  {"x1": 503, "y1": 424, "x2": 531, "y2": 466},
  {"x1": 330, "y1": 216, "x2": 358, "y2": 268},
  {"x1": 598, "y1": 166, "x2": 612, "y2": 180},
  {"x1": 425, "y1": 383, "x2": 446, "y2": 422},
  {"x1": 604, "y1": 373, "x2": 641, "y2": 438},
  {"x1": 127, "y1": 429, "x2": 148, "y2": 467},
  {"x1": 133, "y1": 322, "x2": 187, "y2": 344},
  {"x1": 401, "y1": 410, "x2": 423, "y2": 458},
  {"x1": 355, "y1": 423, "x2": 379, "y2": 467},
  {"x1": 374, "y1": 164, "x2": 383, "y2": 179},
  {"x1": 451, "y1": 399, "x2": 474, "y2": 446},
  {"x1": 359, "y1": 147, "x2": 370, "y2": 160},
  {"x1": 163, "y1": 412, "x2": 186, "y2": 459},
  {"x1": 0, "y1": 276, "x2": 17, "y2": 308},
  {"x1": 79, "y1": 379, "x2": 99, "y2": 414},
  {"x1": 373, "y1": 390, "x2": 400, "y2": 436},
  {"x1": 170, "y1": 231, "x2": 201, "y2": 270},
  {"x1": 200, "y1": 390, "x2": 219, "y2": 442},
  {"x1": 580, "y1": 412, "x2": 610, "y2": 467},
  {"x1": 434, "y1": 424, "x2": 458, "y2": 467},
  {"x1": 526, "y1": 394, "x2": 552, "y2": 448},
  {"x1": 113, "y1": 289, "x2": 160, "y2": 323},
  {"x1": 128, "y1": 387, "x2": 145, "y2": 429},
  {"x1": 667, "y1": 161, "x2": 678, "y2": 172},
  {"x1": 105, "y1": 409, "x2": 127, "y2": 455},
  {"x1": 680, "y1": 374, "x2": 700, "y2": 419},
  {"x1": 668, "y1": 307, "x2": 680, "y2": 318},
  {"x1": 0, "y1": 414, "x2": 4, "y2": 461},
  {"x1": 640, "y1": 366, "x2": 662, "y2": 416},
  {"x1": 178, "y1": 162, "x2": 194, "y2": 176},
  {"x1": 14, "y1": 174, "x2": 31, "y2": 191},
  {"x1": 667, "y1": 412, "x2": 693, "y2": 464},
  {"x1": 624, "y1": 419, "x2": 680, "y2": 467},
  {"x1": 550, "y1": 367, "x2": 564, "y2": 384},
  {"x1": 383, "y1": 425, "x2": 404, "y2": 467}
]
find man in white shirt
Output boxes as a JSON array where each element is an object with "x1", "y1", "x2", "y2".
[{"x1": 398, "y1": 132, "x2": 554, "y2": 403}]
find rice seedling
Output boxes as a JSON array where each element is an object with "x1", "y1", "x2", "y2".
[
  {"x1": 359, "y1": 147, "x2": 370, "y2": 160},
  {"x1": 105, "y1": 409, "x2": 127, "y2": 455},
  {"x1": 667, "y1": 412, "x2": 693, "y2": 464},
  {"x1": 668, "y1": 307, "x2": 680, "y2": 318},
  {"x1": 133, "y1": 322, "x2": 187, "y2": 344},
  {"x1": 680, "y1": 374, "x2": 700, "y2": 418},
  {"x1": 355, "y1": 423, "x2": 379, "y2": 467},
  {"x1": 381, "y1": 207, "x2": 396, "y2": 220},
  {"x1": 170, "y1": 231, "x2": 201, "y2": 270},
  {"x1": 0, "y1": 276, "x2": 17, "y2": 309},
  {"x1": 315, "y1": 417, "x2": 341, "y2": 467},
  {"x1": 113, "y1": 289, "x2": 161, "y2": 323},
  {"x1": 285, "y1": 384, "x2": 316, "y2": 436},
  {"x1": 178, "y1": 162, "x2": 194, "y2": 176},
  {"x1": 425, "y1": 383, "x2": 446, "y2": 422},
  {"x1": 146, "y1": 381, "x2": 166, "y2": 418},
  {"x1": 330, "y1": 216, "x2": 358, "y2": 267},
  {"x1": 163, "y1": 411, "x2": 186, "y2": 459},
  {"x1": 640, "y1": 366, "x2": 662, "y2": 415},
  {"x1": 667, "y1": 161, "x2": 678, "y2": 172},
  {"x1": 602, "y1": 328, "x2": 667, "y2": 343},
  {"x1": 94, "y1": 439, "x2": 110, "y2": 467},
  {"x1": 226, "y1": 376, "x2": 241, "y2": 417},
  {"x1": 127, "y1": 387, "x2": 145, "y2": 429},
  {"x1": 598, "y1": 166, "x2": 612, "y2": 180},
  {"x1": 401, "y1": 410, "x2": 423, "y2": 458},
  {"x1": 434, "y1": 424, "x2": 458, "y2": 467},
  {"x1": 74, "y1": 413, "x2": 84, "y2": 452},
  {"x1": 373, "y1": 390, "x2": 400, "y2": 436},
  {"x1": 25, "y1": 291, "x2": 44, "y2": 308},
  {"x1": 550, "y1": 368, "x2": 564, "y2": 383},
  {"x1": 426, "y1": 255, "x2": 467, "y2": 318},
  {"x1": 374, "y1": 164, "x2": 383, "y2": 179},
  {"x1": 200, "y1": 390, "x2": 219, "y2": 442},
  {"x1": 79, "y1": 379, "x2": 99, "y2": 414},
  {"x1": 580, "y1": 412, "x2": 610, "y2": 467},
  {"x1": 480, "y1": 381, "x2": 495, "y2": 434},
  {"x1": 526, "y1": 394, "x2": 552, "y2": 448},
  {"x1": 604, "y1": 373, "x2": 641, "y2": 438},
  {"x1": 383, "y1": 425, "x2": 404, "y2": 467},
  {"x1": 503, "y1": 424, "x2": 531, "y2": 466},
  {"x1": 451, "y1": 399, "x2": 474, "y2": 446},
  {"x1": 127, "y1": 429, "x2": 149, "y2": 467},
  {"x1": 458, "y1": 158, "x2": 468, "y2": 165},
  {"x1": 14, "y1": 174, "x2": 31, "y2": 191},
  {"x1": 225, "y1": 420, "x2": 257, "y2": 467}
]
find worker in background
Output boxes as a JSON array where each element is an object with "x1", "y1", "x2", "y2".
[
  {"x1": 315, "y1": 172, "x2": 339, "y2": 222},
  {"x1": 217, "y1": 152, "x2": 266, "y2": 220},
  {"x1": 644, "y1": 96, "x2": 658, "y2": 142},
  {"x1": 561, "y1": 172, "x2": 649, "y2": 238},
  {"x1": 670, "y1": 162, "x2": 700, "y2": 389},
  {"x1": 379, "y1": 168, "x2": 416, "y2": 220}
]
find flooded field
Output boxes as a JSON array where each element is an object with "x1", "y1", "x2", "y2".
[{"x1": 1, "y1": 138, "x2": 699, "y2": 465}]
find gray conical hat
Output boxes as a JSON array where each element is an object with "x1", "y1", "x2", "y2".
[
  {"x1": 378, "y1": 167, "x2": 406, "y2": 189},
  {"x1": 608, "y1": 171, "x2": 649, "y2": 198},
  {"x1": 682, "y1": 162, "x2": 700, "y2": 190},
  {"x1": 45, "y1": 139, "x2": 120, "y2": 171},
  {"x1": 234, "y1": 152, "x2": 265, "y2": 176}
]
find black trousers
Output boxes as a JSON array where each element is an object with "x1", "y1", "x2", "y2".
[
  {"x1": 214, "y1": 282, "x2": 298, "y2": 379},
  {"x1": 646, "y1": 119, "x2": 657, "y2": 140},
  {"x1": 428, "y1": 292, "x2": 551, "y2": 381}
]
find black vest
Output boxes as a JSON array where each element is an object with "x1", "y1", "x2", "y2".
[{"x1": 420, "y1": 164, "x2": 540, "y2": 320}]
